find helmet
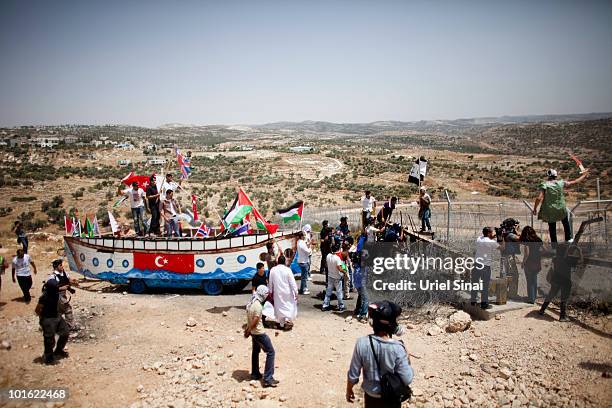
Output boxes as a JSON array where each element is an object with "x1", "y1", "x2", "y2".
[{"x1": 547, "y1": 169, "x2": 558, "y2": 178}]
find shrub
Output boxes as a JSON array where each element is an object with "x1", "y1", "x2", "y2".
[{"x1": 11, "y1": 196, "x2": 36, "y2": 202}]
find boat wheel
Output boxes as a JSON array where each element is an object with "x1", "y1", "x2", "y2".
[
  {"x1": 128, "y1": 279, "x2": 147, "y2": 294},
  {"x1": 202, "y1": 279, "x2": 223, "y2": 296}
]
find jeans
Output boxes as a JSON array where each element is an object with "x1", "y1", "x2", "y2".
[
  {"x1": 470, "y1": 265, "x2": 491, "y2": 305},
  {"x1": 355, "y1": 285, "x2": 369, "y2": 317},
  {"x1": 524, "y1": 267, "x2": 539, "y2": 303},
  {"x1": 323, "y1": 277, "x2": 344, "y2": 308},
  {"x1": 548, "y1": 216, "x2": 572, "y2": 244},
  {"x1": 165, "y1": 218, "x2": 180, "y2": 237},
  {"x1": 17, "y1": 275, "x2": 33, "y2": 302},
  {"x1": 421, "y1": 208, "x2": 431, "y2": 231},
  {"x1": 298, "y1": 262, "x2": 310, "y2": 293},
  {"x1": 251, "y1": 333, "x2": 275, "y2": 383},
  {"x1": 361, "y1": 210, "x2": 371, "y2": 229},
  {"x1": 501, "y1": 255, "x2": 519, "y2": 298},
  {"x1": 131, "y1": 206, "x2": 145, "y2": 236}
]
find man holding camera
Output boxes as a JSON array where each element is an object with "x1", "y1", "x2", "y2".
[
  {"x1": 497, "y1": 218, "x2": 521, "y2": 299},
  {"x1": 48, "y1": 259, "x2": 79, "y2": 331}
]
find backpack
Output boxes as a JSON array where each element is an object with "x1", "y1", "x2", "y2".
[{"x1": 369, "y1": 335, "x2": 412, "y2": 404}]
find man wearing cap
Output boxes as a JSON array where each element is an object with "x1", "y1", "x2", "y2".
[
  {"x1": 49, "y1": 259, "x2": 79, "y2": 331},
  {"x1": 533, "y1": 168, "x2": 589, "y2": 244},
  {"x1": 418, "y1": 187, "x2": 432, "y2": 232}
]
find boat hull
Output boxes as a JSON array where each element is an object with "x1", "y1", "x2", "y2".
[{"x1": 64, "y1": 232, "x2": 299, "y2": 293}]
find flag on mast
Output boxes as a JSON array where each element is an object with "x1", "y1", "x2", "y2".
[
  {"x1": 191, "y1": 194, "x2": 199, "y2": 221},
  {"x1": 64, "y1": 215, "x2": 73, "y2": 235},
  {"x1": 108, "y1": 211, "x2": 119, "y2": 235},
  {"x1": 175, "y1": 147, "x2": 191, "y2": 180},
  {"x1": 276, "y1": 201, "x2": 304, "y2": 223}
]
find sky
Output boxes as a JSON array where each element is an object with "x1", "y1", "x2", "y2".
[{"x1": 0, "y1": 0, "x2": 611, "y2": 127}]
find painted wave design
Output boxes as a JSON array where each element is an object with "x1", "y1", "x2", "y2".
[{"x1": 86, "y1": 267, "x2": 257, "y2": 282}]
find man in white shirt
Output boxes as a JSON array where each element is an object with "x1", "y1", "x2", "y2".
[
  {"x1": 471, "y1": 227, "x2": 500, "y2": 309},
  {"x1": 161, "y1": 173, "x2": 180, "y2": 200},
  {"x1": 268, "y1": 256, "x2": 298, "y2": 329},
  {"x1": 12, "y1": 249, "x2": 37, "y2": 303},
  {"x1": 161, "y1": 189, "x2": 181, "y2": 237},
  {"x1": 296, "y1": 232, "x2": 312, "y2": 295},
  {"x1": 360, "y1": 191, "x2": 376, "y2": 230},
  {"x1": 121, "y1": 181, "x2": 146, "y2": 236},
  {"x1": 322, "y1": 244, "x2": 345, "y2": 312}
]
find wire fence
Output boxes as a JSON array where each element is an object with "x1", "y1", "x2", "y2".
[{"x1": 284, "y1": 198, "x2": 610, "y2": 257}]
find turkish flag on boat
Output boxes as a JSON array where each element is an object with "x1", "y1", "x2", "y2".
[{"x1": 133, "y1": 253, "x2": 194, "y2": 274}]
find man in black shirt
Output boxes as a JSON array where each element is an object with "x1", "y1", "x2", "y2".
[
  {"x1": 36, "y1": 278, "x2": 69, "y2": 365},
  {"x1": 146, "y1": 174, "x2": 161, "y2": 236},
  {"x1": 251, "y1": 262, "x2": 268, "y2": 293},
  {"x1": 319, "y1": 220, "x2": 333, "y2": 282}
]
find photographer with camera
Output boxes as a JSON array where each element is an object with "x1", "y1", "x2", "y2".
[
  {"x1": 346, "y1": 301, "x2": 413, "y2": 407},
  {"x1": 496, "y1": 218, "x2": 521, "y2": 299},
  {"x1": 48, "y1": 259, "x2": 79, "y2": 331}
]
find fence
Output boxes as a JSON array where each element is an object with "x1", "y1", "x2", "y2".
[{"x1": 289, "y1": 196, "x2": 611, "y2": 257}]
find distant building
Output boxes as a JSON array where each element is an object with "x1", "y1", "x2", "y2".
[
  {"x1": 116, "y1": 142, "x2": 134, "y2": 149},
  {"x1": 240, "y1": 145, "x2": 255, "y2": 151},
  {"x1": 64, "y1": 135, "x2": 79, "y2": 144},
  {"x1": 290, "y1": 145, "x2": 314, "y2": 153},
  {"x1": 118, "y1": 159, "x2": 131, "y2": 166},
  {"x1": 91, "y1": 140, "x2": 103, "y2": 147},
  {"x1": 147, "y1": 157, "x2": 166, "y2": 165},
  {"x1": 35, "y1": 136, "x2": 60, "y2": 148}
]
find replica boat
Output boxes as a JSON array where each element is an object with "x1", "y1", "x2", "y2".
[{"x1": 64, "y1": 231, "x2": 300, "y2": 295}]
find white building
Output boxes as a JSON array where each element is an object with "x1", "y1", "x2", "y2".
[
  {"x1": 35, "y1": 137, "x2": 60, "y2": 148},
  {"x1": 147, "y1": 157, "x2": 166, "y2": 165},
  {"x1": 290, "y1": 145, "x2": 314, "y2": 153}
]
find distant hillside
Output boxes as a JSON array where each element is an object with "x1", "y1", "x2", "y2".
[{"x1": 255, "y1": 113, "x2": 612, "y2": 136}]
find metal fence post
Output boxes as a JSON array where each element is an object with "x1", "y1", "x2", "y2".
[
  {"x1": 445, "y1": 190, "x2": 451, "y2": 242},
  {"x1": 522, "y1": 199, "x2": 535, "y2": 226}
]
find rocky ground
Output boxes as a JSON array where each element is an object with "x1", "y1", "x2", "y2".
[{"x1": 0, "y1": 240, "x2": 611, "y2": 408}]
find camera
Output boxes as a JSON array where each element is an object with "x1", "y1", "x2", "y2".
[
  {"x1": 495, "y1": 218, "x2": 520, "y2": 243},
  {"x1": 68, "y1": 287, "x2": 76, "y2": 294}
]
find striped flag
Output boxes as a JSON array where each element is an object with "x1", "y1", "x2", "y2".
[
  {"x1": 175, "y1": 147, "x2": 191, "y2": 180},
  {"x1": 194, "y1": 223, "x2": 210, "y2": 238},
  {"x1": 277, "y1": 201, "x2": 304, "y2": 223}
]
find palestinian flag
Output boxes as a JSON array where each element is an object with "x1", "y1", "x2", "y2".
[
  {"x1": 222, "y1": 189, "x2": 253, "y2": 228},
  {"x1": 277, "y1": 201, "x2": 304, "y2": 222}
]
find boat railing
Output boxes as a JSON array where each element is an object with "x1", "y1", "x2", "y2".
[{"x1": 67, "y1": 230, "x2": 299, "y2": 252}]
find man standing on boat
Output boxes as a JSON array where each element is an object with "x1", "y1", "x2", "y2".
[
  {"x1": 162, "y1": 189, "x2": 181, "y2": 237},
  {"x1": 120, "y1": 181, "x2": 146, "y2": 236},
  {"x1": 146, "y1": 174, "x2": 161, "y2": 236},
  {"x1": 268, "y1": 255, "x2": 298, "y2": 330}
]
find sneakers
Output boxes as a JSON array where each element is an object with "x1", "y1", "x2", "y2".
[
  {"x1": 302, "y1": 289, "x2": 310, "y2": 295},
  {"x1": 321, "y1": 305, "x2": 330, "y2": 312},
  {"x1": 263, "y1": 379, "x2": 280, "y2": 388},
  {"x1": 43, "y1": 355, "x2": 56, "y2": 365},
  {"x1": 337, "y1": 305, "x2": 346, "y2": 312}
]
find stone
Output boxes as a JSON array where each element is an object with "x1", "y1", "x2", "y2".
[
  {"x1": 186, "y1": 318, "x2": 197, "y2": 327},
  {"x1": 499, "y1": 368, "x2": 513, "y2": 380},
  {"x1": 137, "y1": 384, "x2": 144, "y2": 393},
  {"x1": 427, "y1": 325, "x2": 444, "y2": 336},
  {"x1": 222, "y1": 311, "x2": 228, "y2": 317},
  {"x1": 446, "y1": 311, "x2": 472, "y2": 333},
  {"x1": 1, "y1": 340, "x2": 12, "y2": 350}
]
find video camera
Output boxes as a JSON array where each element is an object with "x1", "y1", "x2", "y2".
[{"x1": 494, "y1": 218, "x2": 520, "y2": 243}]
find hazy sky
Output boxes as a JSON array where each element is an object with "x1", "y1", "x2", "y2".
[{"x1": 1, "y1": 0, "x2": 611, "y2": 127}]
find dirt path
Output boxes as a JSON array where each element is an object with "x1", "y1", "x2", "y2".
[{"x1": 0, "y1": 242, "x2": 611, "y2": 408}]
